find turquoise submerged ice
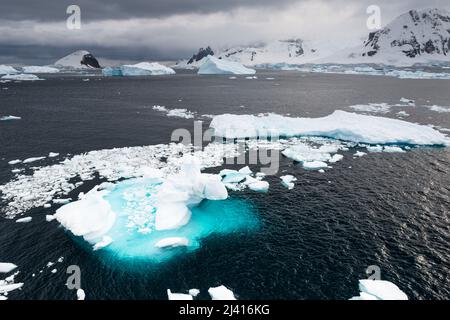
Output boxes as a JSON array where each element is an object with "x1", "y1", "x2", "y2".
[{"x1": 104, "y1": 178, "x2": 258, "y2": 262}]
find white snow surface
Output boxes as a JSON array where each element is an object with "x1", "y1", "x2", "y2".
[
  {"x1": 210, "y1": 111, "x2": 450, "y2": 146},
  {"x1": 54, "y1": 50, "x2": 90, "y2": 69},
  {"x1": 0, "y1": 263, "x2": 17, "y2": 273},
  {"x1": 0, "y1": 65, "x2": 19, "y2": 75},
  {"x1": 198, "y1": 56, "x2": 256, "y2": 75}
]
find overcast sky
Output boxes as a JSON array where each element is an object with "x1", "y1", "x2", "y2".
[{"x1": 0, "y1": 0, "x2": 449, "y2": 65}]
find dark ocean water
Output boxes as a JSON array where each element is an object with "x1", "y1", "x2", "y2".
[{"x1": 0, "y1": 70, "x2": 449, "y2": 300}]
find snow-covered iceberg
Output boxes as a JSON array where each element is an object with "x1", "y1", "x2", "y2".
[
  {"x1": 208, "y1": 285, "x2": 236, "y2": 300},
  {"x1": 350, "y1": 279, "x2": 408, "y2": 300},
  {"x1": 0, "y1": 65, "x2": 19, "y2": 75},
  {"x1": 22, "y1": 66, "x2": 59, "y2": 74},
  {"x1": 54, "y1": 50, "x2": 101, "y2": 69},
  {"x1": 210, "y1": 111, "x2": 450, "y2": 146},
  {"x1": 198, "y1": 56, "x2": 256, "y2": 75},
  {"x1": 103, "y1": 62, "x2": 175, "y2": 76}
]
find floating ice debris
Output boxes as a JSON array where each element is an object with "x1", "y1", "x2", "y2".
[
  {"x1": 48, "y1": 152, "x2": 59, "y2": 158},
  {"x1": 1, "y1": 74, "x2": 41, "y2": 81},
  {"x1": 155, "y1": 237, "x2": 189, "y2": 248},
  {"x1": 329, "y1": 154, "x2": 344, "y2": 163},
  {"x1": 15, "y1": 217, "x2": 32, "y2": 223},
  {"x1": 244, "y1": 176, "x2": 269, "y2": 193},
  {"x1": 51, "y1": 269, "x2": 57, "y2": 274},
  {"x1": 229, "y1": 76, "x2": 237, "y2": 79},
  {"x1": 350, "y1": 280, "x2": 408, "y2": 300},
  {"x1": 382, "y1": 146, "x2": 405, "y2": 153},
  {"x1": 366, "y1": 145, "x2": 384, "y2": 152},
  {"x1": 303, "y1": 161, "x2": 328, "y2": 170},
  {"x1": 280, "y1": 175, "x2": 297, "y2": 189},
  {"x1": 22, "y1": 66, "x2": 59, "y2": 74},
  {"x1": 8, "y1": 159, "x2": 22, "y2": 165},
  {"x1": 0, "y1": 65, "x2": 19, "y2": 75},
  {"x1": 103, "y1": 62, "x2": 176, "y2": 76},
  {"x1": 93, "y1": 235, "x2": 113, "y2": 251},
  {"x1": 425, "y1": 105, "x2": 450, "y2": 113},
  {"x1": 198, "y1": 56, "x2": 256, "y2": 75},
  {"x1": 0, "y1": 263, "x2": 17, "y2": 273},
  {"x1": 354, "y1": 151, "x2": 366, "y2": 157},
  {"x1": 53, "y1": 198, "x2": 71, "y2": 205},
  {"x1": 189, "y1": 289, "x2": 200, "y2": 297},
  {"x1": 77, "y1": 288, "x2": 86, "y2": 300},
  {"x1": 399, "y1": 97, "x2": 415, "y2": 106},
  {"x1": 245, "y1": 76, "x2": 258, "y2": 79},
  {"x1": 397, "y1": 111, "x2": 410, "y2": 117},
  {"x1": 349, "y1": 103, "x2": 391, "y2": 114},
  {"x1": 208, "y1": 285, "x2": 236, "y2": 300},
  {"x1": 210, "y1": 111, "x2": 450, "y2": 146},
  {"x1": 152, "y1": 105, "x2": 195, "y2": 119},
  {"x1": 1, "y1": 115, "x2": 21, "y2": 121},
  {"x1": 167, "y1": 289, "x2": 193, "y2": 300},
  {"x1": 23, "y1": 156, "x2": 46, "y2": 164}
]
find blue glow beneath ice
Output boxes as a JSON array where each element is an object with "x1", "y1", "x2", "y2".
[{"x1": 99, "y1": 178, "x2": 259, "y2": 263}]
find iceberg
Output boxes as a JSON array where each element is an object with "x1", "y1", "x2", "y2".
[
  {"x1": 350, "y1": 279, "x2": 408, "y2": 300},
  {"x1": 22, "y1": 66, "x2": 59, "y2": 74},
  {"x1": 210, "y1": 111, "x2": 450, "y2": 146},
  {"x1": 1, "y1": 74, "x2": 41, "y2": 81},
  {"x1": 208, "y1": 285, "x2": 236, "y2": 300},
  {"x1": 280, "y1": 175, "x2": 297, "y2": 189},
  {"x1": 55, "y1": 50, "x2": 101, "y2": 69},
  {"x1": 198, "y1": 56, "x2": 256, "y2": 75},
  {"x1": 0, "y1": 65, "x2": 19, "y2": 74},
  {"x1": 103, "y1": 62, "x2": 176, "y2": 76}
]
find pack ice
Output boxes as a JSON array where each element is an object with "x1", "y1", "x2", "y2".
[
  {"x1": 198, "y1": 56, "x2": 256, "y2": 75},
  {"x1": 210, "y1": 111, "x2": 450, "y2": 146}
]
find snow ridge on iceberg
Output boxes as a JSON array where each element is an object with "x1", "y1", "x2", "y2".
[{"x1": 210, "y1": 110, "x2": 450, "y2": 146}]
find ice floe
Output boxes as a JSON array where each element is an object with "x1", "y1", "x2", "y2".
[
  {"x1": 152, "y1": 105, "x2": 195, "y2": 119},
  {"x1": 210, "y1": 111, "x2": 450, "y2": 146},
  {"x1": 167, "y1": 289, "x2": 193, "y2": 300},
  {"x1": 155, "y1": 237, "x2": 189, "y2": 248},
  {"x1": 208, "y1": 285, "x2": 236, "y2": 300},
  {"x1": 280, "y1": 175, "x2": 297, "y2": 189},
  {"x1": 350, "y1": 279, "x2": 408, "y2": 300},
  {"x1": 103, "y1": 62, "x2": 175, "y2": 76},
  {"x1": 15, "y1": 217, "x2": 32, "y2": 223},
  {"x1": 0, "y1": 115, "x2": 21, "y2": 121},
  {"x1": 1, "y1": 74, "x2": 41, "y2": 81},
  {"x1": 22, "y1": 66, "x2": 59, "y2": 74},
  {"x1": 425, "y1": 105, "x2": 450, "y2": 113},
  {"x1": 349, "y1": 103, "x2": 391, "y2": 114},
  {"x1": 0, "y1": 263, "x2": 17, "y2": 273},
  {"x1": 198, "y1": 56, "x2": 256, "y2": 75}
]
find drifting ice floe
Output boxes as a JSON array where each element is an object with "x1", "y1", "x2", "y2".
[
  {"x1": 0, "y1": 65, "x2": 18, "y2": 75},
  {"x1": 22, "y1": 66, "x2": 59, "y2": 74},
  {"x1": 152, "y1": 105, "x2": 195, "y2": 119},
  {"x1": 425, "y1": 105, "x2": 450, "y2": 113},
  {"x1": 0, "y1": 263, "x2": 17, "y2": 273},
  {"x1": 77, "y1": 288, "x2": 86, "y2": 300},
  {"x1": 0, "y1": 265, "x2": 23, "y2": 300},
  {"x1": 0, "y1": 115, "x2": 21, "y2": 121},
  {"x1": 220, "y1": 166, "x2": 270, "y2": 192},
  {"x1": 350, "y1": 279, "x2": 408, "y2": 300},
  {"x1": 103, "y1": 62, "x2": 176, "y2": 76},
  {"x1": 349, "y1": 103, "x2": 391, "y2": 114},
  {"x1": 1, "y1": 74, "x2": 41, "y2": 81},
  {"x1": 167, "y1": 289, "x2": 193, "y2": 300},
  {"x1": 210, "y1": 111, "x2": 450, "y2": 146},
  {"x1": 280, "y1": 175, "x2": 297, "y2": 189},
  {"x1": 198, "y1": 56, "x2": 256, "y2": 75}
]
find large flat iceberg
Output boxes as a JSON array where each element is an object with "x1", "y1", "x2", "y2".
[
  {"x1": 210, "y1": 111, "x2": 450, "y2": 146},
  {"x1": 103, "y1": 62, "x2": 176, "y2": 76},
  {"x1": 0, "y1": 65, "x2": 19, "y2": 75},
  {"x1": 198, "y1": 56, "x2": 256, "y2": 75},
  {"x1": 22, "y1": 66, "x2": 59, "y2": 74}
]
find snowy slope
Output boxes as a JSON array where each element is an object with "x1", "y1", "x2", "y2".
[
  {"x1": 198, "y1": 56, "x2": 256, "y2": 75},
  {"x1": 322, "y1": 8, "x2": 450, "y2": 66},
  {"x1": 54, "y1": 50, "x2": 101, "y2": 69}
]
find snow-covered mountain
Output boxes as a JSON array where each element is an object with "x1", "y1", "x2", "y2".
[
  {"x1": 54, "y1": 50, "x2": 101, "y2": 69},
  {"x1": 324, "y1": 8, "x2": 450, "y2": 65}
]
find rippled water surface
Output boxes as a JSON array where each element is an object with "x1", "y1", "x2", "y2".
[{"x1": 0, "y1": 71, "x2": 449, "y2": 299}]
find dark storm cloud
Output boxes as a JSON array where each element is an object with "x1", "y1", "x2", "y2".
[{"x1": 0, "y1": 0, "x2": 300, "y2": 21}]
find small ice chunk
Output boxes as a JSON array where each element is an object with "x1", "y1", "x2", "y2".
[
  {"x1": 354, "y1": 151, "x2": 366, "y2": 157},
  {"x1": 244, "y1": 176, "x2": 269, "y2": 192},
  {"x1": 8, "y1": 159, "x2": 22, "y2": 165},
  {"x1": 48, "y1": 152, "x2": 59, "y2": 157},
  {"x1": 329, "y1": 154, "x2": 344, "y2": 163},
  {"x1": 280, "y1": 175, "x2": 297, "y2": 190},
  {"x1": 0, "y1": 282, "x2": 24, "y2": 294},
  {"x1": 155, "y1": 237, "x2": 189, "y2": 248},
  {"x1": 45, "y1": 214, "x2": 55, "y2": 221},
  {"x1": 0, "y1": 263, "x2": 17, "y2": 273},
  {"x1": 51, "y1": 269, "x2": 57, "y2": 273},
  {"x1": 15, "y1": 217, "x2": 32, "y2": 223},
  {"x1": 208, "y1": 285, "x2": 236, "y2": 300},
  {"x1": 189, "y1": 289, "x2": 200, "y2": 297},
  {"x1": 77, "y1": 288, "x2": 86, "y2": 300},
  {"x1": 383, "y1": 146, "x2": 405, "y2": 153},
  {"x1": 366, "y1": 145, "x2": 383, "y2": 152},
  {"x1": 167, "y1": 289, "x2": 193, "y2": 300},
  {"x1": 23, "y1": 156, "x2": 46, "y2": 164}
]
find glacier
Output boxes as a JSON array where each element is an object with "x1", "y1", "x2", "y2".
[
  {"x1": 210, "y1": 111, "x2": 450, "y2": 146},
  {"x1": 198, "y1": 56, "x2": 256, "y2": 75},
  {"x1": 103, "y1": 62, "x2": 176, "y2": 77}
]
